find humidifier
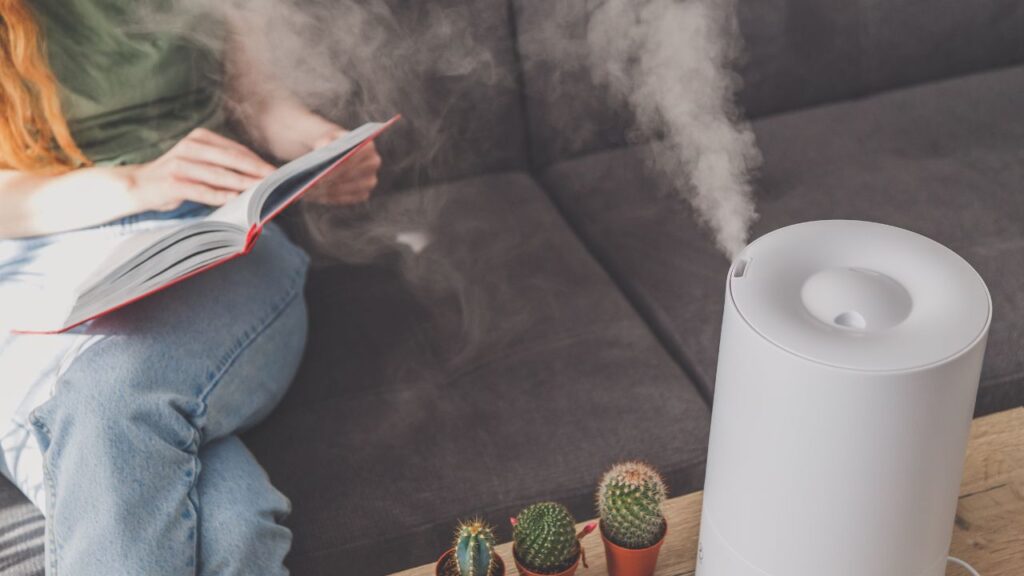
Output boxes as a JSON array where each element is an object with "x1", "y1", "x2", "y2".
[{"x1": 696, "y1": 220, "x2": 991, "y2": 576}]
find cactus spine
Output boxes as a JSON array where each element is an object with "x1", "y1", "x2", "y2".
[
  {"x1": 451, "y1": 519, "x2": 498, "y2": 576},
  {"x1": 512, "y1": 502, "x2": 579, "y2": 573},
  {"x1": 597, "y1": 461, "x2": 667, "y2": 549}
]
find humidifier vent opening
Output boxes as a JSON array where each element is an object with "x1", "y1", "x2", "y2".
[
  {"x1": 800, "y1": 267, "x2": 913, "y2": 333},
  {"x1": 733, "y1": 258, "x2": 750, "y2": 278},
  {"x1": 833, "y1": 310, "x2": 867, "y2": 330}
]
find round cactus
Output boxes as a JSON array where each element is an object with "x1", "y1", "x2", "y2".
[
  {"x1": 512, "y1": 502, "x2": 579, "y2": 573},
  {"x1": 450, "y1": 519, "x2": 498, "y2": 576},
  {"x1": 597, "y1": 461, "x2": 667, "y2": 549}
]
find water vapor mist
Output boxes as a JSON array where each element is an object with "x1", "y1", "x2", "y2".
[
  {"x1": 587, "y1": 0, "x2": 761, "y2": 258},
  {"x1": 131, "y1": 0, "x2": 520, "y2": 370},
  {"x1": 127, "y1": 0, "x2": 762, "y2": 375}
]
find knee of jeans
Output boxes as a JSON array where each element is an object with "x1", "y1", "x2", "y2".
[
  {"x1": 34, "y1": 343, "x2": 203, "y2": 453},
  {"x1": 200, "y1": 292, "x2": 307, "y2": 439}
]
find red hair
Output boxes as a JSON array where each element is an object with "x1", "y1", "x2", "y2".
[{"x1": 0, "y1": 0, "x2": 89, "y2": 172}]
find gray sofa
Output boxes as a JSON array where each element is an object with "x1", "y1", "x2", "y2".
[{"x1": 2, "y1": 1, "x2": 1023, "y2": 574}]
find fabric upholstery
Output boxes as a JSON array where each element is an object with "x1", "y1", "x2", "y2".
[
  {"x1": 513, "y1": 0, "x2": 636, "y2": 167},
  {"x1": 0, "y1": 484, "x2": 43, "y2": 576},
  {"x1": 243, "y1": 172, "x2": 711, "y2": 575},
  {"x1": 514, "y1": 0, "x2": 1024, "y2": 166},
  {"x1": 4, "y1": 3, "x2": 1021, "y2": 574},
  {"x1": 297, "y1": 0, "x2": 530, "y2": 190},
  {"x1": 542, "y1": 66, "x2": 1024, "y2": 415}
]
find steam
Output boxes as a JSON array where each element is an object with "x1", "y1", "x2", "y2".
[
  {"x1": 586, "y1": 0, "x2": 761, "y2": 258},
  {"x1": 127, "y1": 0, "x2": 520, "y2": 369},
  {"x1": 123, "y1": 0, "x2": 761, "y2": 371}
]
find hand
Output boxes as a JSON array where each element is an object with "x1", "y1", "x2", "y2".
[
  {"x1": 305, "y1": 129, "x2": 383, "y2": 206},
  {"x1": 125, "y1": 128, "x2": 276, "y2": 211},
  {"x1": 247, "y1": 97, "x2": 383, "y2": 205}
]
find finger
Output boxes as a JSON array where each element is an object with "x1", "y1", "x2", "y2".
[
  {"x1": 313, "y1": 165, "x2": 378, "y2": 195},
  {"x1": 331, "y1": 161, "x2": 380, "y2": 183},
  {"x1": 313, "y1": 128, "x2": 347, "y2": 149},
  {"x1": 349, "y1": 143, "x2": 380, "y2": 166},
  {"x1": 322, "y1": 177, "x2": 378, "y2": 202},
  {"x1": 332, "y1": 172, "x2": 378, "y2": 192},
  {"x1": 334, "y1": 148, "x2": 382, "y2": 177},
  {"x1": 174, "y1": 181, "x2": 239, "y2": 206},
  {"x1": 318, "y1": 191, "x2": 371, "y2": 206},
  {"x1": 177, "y1": 139, "x2": 275, "y2": 178},
  {"x1": 173, "y1": 160, "x2": 263, "y2": 192}
]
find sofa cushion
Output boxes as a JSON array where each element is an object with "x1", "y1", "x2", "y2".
[
  {"x1": 514, "y1": 0, "x2": 1024, "y2": 166},
  {"x1": 0, "y1": 481, "x2": 43, "y2": 575},
  {"x1": 513, "y1": 0, "x2": 863, "y2": 165},
  {"x1": 243, "y1": 172, "x2": 711, "y2": 574},
  {"x1": 282, "y1": 0, "x2": 529, "y2": 190},
  {"x1": 541, "y1": 66, "x2": 1024, "y2": 416}
]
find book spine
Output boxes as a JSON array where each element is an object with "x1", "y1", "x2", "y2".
[{"x1": 244, "y1": 224, "x2": 262, "y2": 254}]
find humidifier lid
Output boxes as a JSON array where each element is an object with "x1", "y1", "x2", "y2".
[{"x1": 729, "y1": 220, "x2": 990, "y2": 372}]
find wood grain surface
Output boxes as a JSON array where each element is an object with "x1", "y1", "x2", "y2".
[{"x1": 393, "y1": 407, "x2": 1024, "y2": 576}]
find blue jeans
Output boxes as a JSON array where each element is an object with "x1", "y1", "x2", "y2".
[{"x1": 0, "y1": 205, "x2": 309, "y2": 575}]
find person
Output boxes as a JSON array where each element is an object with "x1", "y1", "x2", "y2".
[{"x1": 0, "y1": 1, "x2": 382, "y2": 574}]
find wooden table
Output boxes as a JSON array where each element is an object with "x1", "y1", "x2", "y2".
[{"x1": 393, "y1": 407, "x2": 1024, "y2": 576}]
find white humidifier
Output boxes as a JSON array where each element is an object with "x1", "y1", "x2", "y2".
[{"x1": 696, "y1": 220, "x2": 991, "y2": 576}]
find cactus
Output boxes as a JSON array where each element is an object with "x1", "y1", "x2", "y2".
[
  {"x1": 449, "y1": 519, "x2": 498, "y2": 576},
  {"x1": 596, "y1": 461, "x2": 668, "y2": 549},
  {"x1": 512, "y1": 502, "x2": 579, "y2": 573}
]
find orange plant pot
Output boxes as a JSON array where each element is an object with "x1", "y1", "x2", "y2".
[
  {"x1": 600, "y1": 520, "x2": 667, "y2": 576},
  {"x1": 435, "y1": 548, "x2": 506, "y2": 576},
  {"x1": 512, "y1": 545, "x2": 580, "y2": 576}
]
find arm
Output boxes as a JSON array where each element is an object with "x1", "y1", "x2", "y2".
[
  {"x1": 223, "y1": 15, "x2": 381, "y2": 204},
  {"x1": 0, "y1": 165, "x2": 143, "y2": 238},
  {"x1": 0, "y1": 128, "x2": 274, "y2": 239}
]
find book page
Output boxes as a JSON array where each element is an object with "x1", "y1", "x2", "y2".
[
  {"x1": 204, "y1": 184, "x2": 261, "y2": 228},
  {"x1": 255, "y1": 122, "x2": 387, "y2": 224}
]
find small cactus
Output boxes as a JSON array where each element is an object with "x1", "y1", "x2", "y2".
[
  {"x1": 512, "y1": 502, "x2": 579, "y2": 573},
  {"x1": 449, "y1": 519, "x2": 498, "y2": 576},
  {"x1": 597, "y1": 461, "x2": 667, "y2": 549}
]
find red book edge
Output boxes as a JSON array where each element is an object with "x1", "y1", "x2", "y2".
[{"x1": 15, "y1": 115, "x2": 401, "y2": 335}]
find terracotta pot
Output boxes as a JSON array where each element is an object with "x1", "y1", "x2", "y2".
[
  {"x1": 511, "y1": 545, "x2": 580, "y2": 576},
  {"x1": 600, "y1": 520, "x2": 667, "y2": 576},
  {"x1": 435, "y1": 548, "x2": 506, "y2": 576}
]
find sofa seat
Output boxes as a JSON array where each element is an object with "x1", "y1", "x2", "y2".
[
  {"x1": 542, "y1": 65, "x2": 1024, "y2": 416},
  {"x1": 242, "y1": 172, "x2": 711, "y2": 574},
  {"x1": 0, "y1": 484, "x2": 43, "y2": 575},
  {"x1": 0, "y1": 172, "x2": 712, "y2": 576}
]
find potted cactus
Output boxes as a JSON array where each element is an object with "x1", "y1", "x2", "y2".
[
  {"x1": 435, "y1": 519, "x2": 505, "y2": 576},
  {"x1": 511, "y1": 502, "x2": 594, "y2": 576},
  {"x1": 596, "y1": 462, "x2": 668, "y2": 576}
]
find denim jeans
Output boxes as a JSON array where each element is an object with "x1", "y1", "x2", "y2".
[{"x1": 0, "y1": 205, "x2": 309, "y2": 575}]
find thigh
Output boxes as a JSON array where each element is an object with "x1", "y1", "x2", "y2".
[{"x1": 46, "y1": 223, "x2": 310, "y2": 440}]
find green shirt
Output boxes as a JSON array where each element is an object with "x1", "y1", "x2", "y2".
[{"x1": 33, "y1": 0, "x2": 227, "y2": 165}]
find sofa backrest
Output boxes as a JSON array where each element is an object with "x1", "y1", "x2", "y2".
[
  {"x1": 307, "y1": 0, "x2": 529, "y2": 190},
  {"x1": 515, "y1": 0, "x2": 1024, "y2": 167},
  {"x1": 739, "y1": 0, "x2": 1024, "y2": 117}
]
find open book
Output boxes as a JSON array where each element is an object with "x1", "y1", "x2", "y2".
[{"x1": 17, "y1": 117, "x2": 398, "y2": 334}]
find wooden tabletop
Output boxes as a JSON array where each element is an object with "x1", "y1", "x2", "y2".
[{"x1": 393, "y1": 407, "x2": 1024, "y2": 576}]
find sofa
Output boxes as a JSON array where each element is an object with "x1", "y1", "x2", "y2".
[{"x1": 2, "y1": 0, "x2": 1022, "y2": 574}]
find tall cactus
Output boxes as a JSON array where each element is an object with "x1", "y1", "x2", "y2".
[
  {"x1": 597, "y1": 461, "x2": 667, "y2": 549},
  {"x1": 451, "y1": 519, "x2": 498, "y2": 576},
  {"x1": 512, "y1": 502, "x2": 579, "y2": 573}
]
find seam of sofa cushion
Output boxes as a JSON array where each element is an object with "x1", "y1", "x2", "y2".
[
  {"x1": 532, "y1": 172, "x2": 715, "y2": 409},
  {"x1": 976, "y1": 371, "x2": 1024, "y2": 415},
  {"x1": 259, "y1": 316, "x2": 668, "y2": 417}
]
